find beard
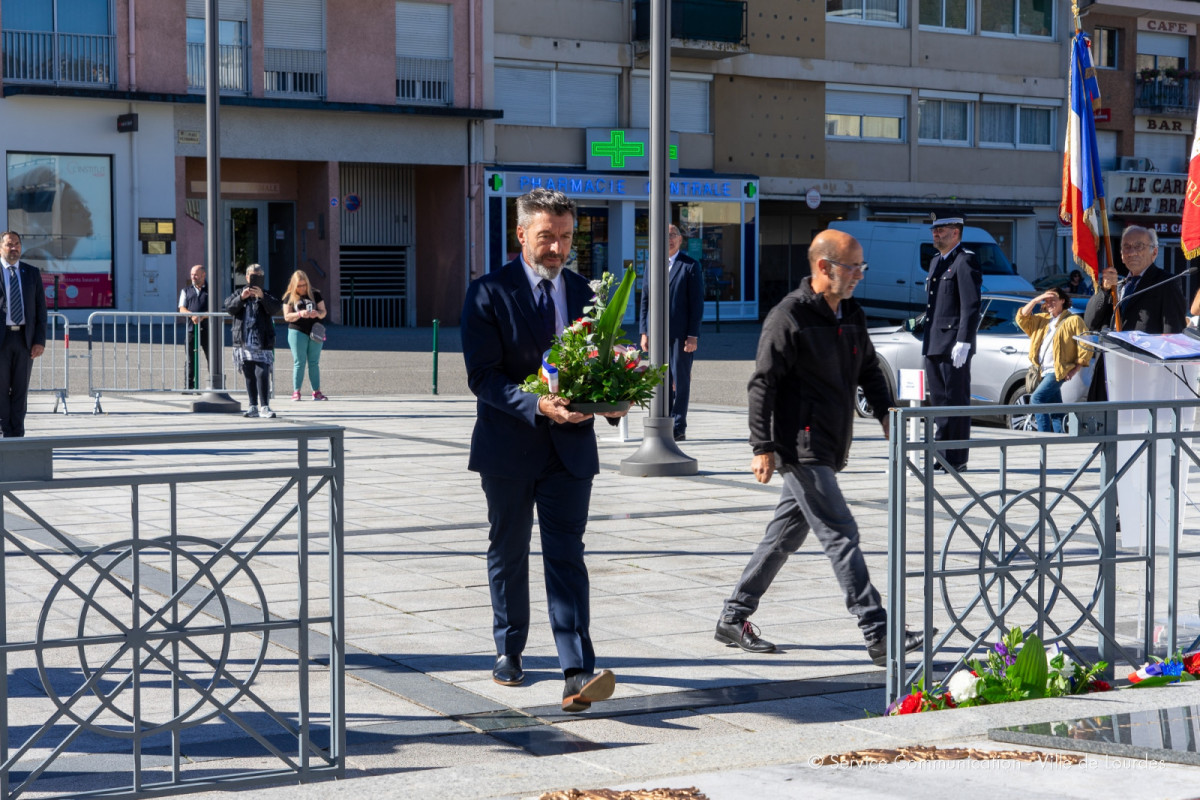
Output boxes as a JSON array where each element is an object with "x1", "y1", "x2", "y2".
[{"x1": 526, "y1": 252, "x2": 564, "y2": 281}]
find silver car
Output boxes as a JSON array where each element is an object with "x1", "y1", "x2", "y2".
[{"x1": 856, "y1": 294, "x2": 1093, "y2": 430}]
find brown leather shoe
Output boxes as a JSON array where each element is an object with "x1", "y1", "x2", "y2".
[{"x1": 562, "y1": 669, "x2": 615, "y2": 712}]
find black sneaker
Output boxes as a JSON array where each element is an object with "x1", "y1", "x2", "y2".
[{"x1": 714, "y1": 619, "x2": 776, "y2": 653}]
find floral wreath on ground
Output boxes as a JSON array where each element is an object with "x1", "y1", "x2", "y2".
[
  {"x1": 887, "y1": 627, "x2": 1114, "y2": 716},
  {"x1": 520, "y1": 267, "x2": 667, "y2": 408}
]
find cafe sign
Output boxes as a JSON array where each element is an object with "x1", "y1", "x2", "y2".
[{"x1": 1105, "y1": 172, "x2": 1188, "y2": 215}]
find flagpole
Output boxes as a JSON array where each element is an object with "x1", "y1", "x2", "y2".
[{"x1": 1074, "y1": 4, "x2": 1122, "y2": 330}]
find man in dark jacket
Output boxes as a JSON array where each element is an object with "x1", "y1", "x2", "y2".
[
  {"x1": 1083, "y1": 225, "x2": 1187, "y2": 401},
  {"x1": 714, "y1": 228, "x2": 925, "y2": 667}
]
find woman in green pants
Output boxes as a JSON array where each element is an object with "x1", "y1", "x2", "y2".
[{"x1": 282, "y1": 270, "x2": 328, "y2": 400}]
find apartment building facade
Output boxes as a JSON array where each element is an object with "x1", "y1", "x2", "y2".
[
  {"x1": 0, "y1": 0, "x2": 495, "y2": 325},
  {"x1": 484, "y1": 0, "x2": 1074, "y2": 317},
  {"x1": 1080, "y1": 0, "x2": 1200, "y2": 284}
]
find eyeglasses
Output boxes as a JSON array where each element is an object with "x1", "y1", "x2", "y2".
[
  {"x1": 826, "y1": 259, "x2": 868, "y2": 273},
  {"x1": 1121, "y1": 243, "x2": 1152, "y2": 254}
]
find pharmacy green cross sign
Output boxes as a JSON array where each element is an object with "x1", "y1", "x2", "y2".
[
  {"x1": 590, "y1": 130, "x2": 645, "y2": 168},
  {"x1": 585, "y1": 128, "x2": 681, "y2": 173}
]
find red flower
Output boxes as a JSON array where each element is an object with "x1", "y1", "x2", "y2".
[
  {"x1": 897, "y1": 692, "x2": 925, "y2": 715},
  {"x1": 1184, "y1": 652, "x2": 1200, "y2": 676},
  {"x1": 1089, "y1": 680, "x2": 1112, "y2": 693}
]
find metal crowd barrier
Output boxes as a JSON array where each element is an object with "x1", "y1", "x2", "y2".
[
  {"x1": 30, "y1": 312, "x2": 70, "y2": 413},
  {"x1": 87, "y1": 312, "x2": 274, "y2": 414},
  {"x1": 0, "y1": 425, "x2": 346, "y2": 797},
  {"x1": 884, "y1": 398, "x2": 1200, "y2": 704}
]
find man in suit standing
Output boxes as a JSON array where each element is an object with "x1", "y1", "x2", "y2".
[
  {"x1": 0, "y1": 231, "x2": 48, "y2": 438},
  {"x1": 178, "y1": 264, "x2": 210, "y2": 390},
  {"x1": 461, "y1": 188, "x2": 624, "y2": 713},
  {"x1": 922, "y1": 216, "x2": 982, "y2": 472},
  {"x1": 1084, "y1": 225, "x2": 1186, "y2": 401},
  {"x1": 639, "y1": 224, "x2": 704, "y2": 441}
]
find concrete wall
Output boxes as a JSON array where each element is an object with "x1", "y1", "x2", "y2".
[
  {"x1": 493, "y1": 0, "x2": 625, "y2": 41},
  {"x1": 326, "y1": 0, "x2": 396, "y2": 104},
  {"x1": 493, "y1": 125, "x2": 584, "y2": 166},
  {"x1": 748, "y1": 0, "x2": 823, "y2": 58},
  {"x1": 713, "y1": 77, "x2": 823, "y2": 178}
]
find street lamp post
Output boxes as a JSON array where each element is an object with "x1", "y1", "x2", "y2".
[{"x1": 619, "y1": 0, "x2": 697, "y2": 477}]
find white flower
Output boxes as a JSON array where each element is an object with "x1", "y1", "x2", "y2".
[
  {"x1": 946, "y1": 670, "x2": 980, "y2": 703},
  {"x1": 1046, "y1": 645, "x2": 1074, "y2": 675}
]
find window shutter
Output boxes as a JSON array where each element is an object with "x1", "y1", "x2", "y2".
[
  {"x1": 495, "y1": 66, "x2": 552, "y2": 126},
  {"x1": 264, "y1": 0, "x2": 325, "y2": 50},
  {"x1": 396, "y1": 2, "x2": 450, "y2": 59},
  {"x1": 555, "y1": 71, "x2": 617, "y2": 128},
  {"x1": 826, "y1": 90, "x2": 906, "y2": 117},
  {"x1": 632, "y1": 75, "x2": 709, "y2": 132},
  {"x1": 186, "y1": 0, "x2": 248, "y2": 21}
]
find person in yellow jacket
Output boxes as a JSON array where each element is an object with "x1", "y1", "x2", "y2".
[{"x1": 1015, "y1": 286, "x2": 1092, "y2": 433}]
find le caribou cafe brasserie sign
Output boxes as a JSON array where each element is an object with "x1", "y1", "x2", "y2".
[{"x1": 1106, "y1": 173, "x2": 1189, "y2": 215}]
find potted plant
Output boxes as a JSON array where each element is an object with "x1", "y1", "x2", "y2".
[{"x1": 1139, "y1": 67, "x2": 1161, "y2": 81}]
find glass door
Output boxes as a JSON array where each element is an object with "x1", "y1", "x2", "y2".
[{"x1": 224, "y1": 201, "x2": 269, "y2": 292}]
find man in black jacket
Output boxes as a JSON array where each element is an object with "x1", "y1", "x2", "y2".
[
  {"x1": 713, "y1": 229, "x2": 925, "y2": 666},
  {"x1": 1083, "y1": 225, "x2": 1187, "y2": 401}
]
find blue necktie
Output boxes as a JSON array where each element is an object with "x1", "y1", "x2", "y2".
[
  {"x1": 7, "y1": 267, "x2": 23, "y2": 326},
  {"x1": 1119, "y1": 275, "x2": 1139, "y2": 314},
  {"x1": 537, "y1": 279, "x2": 556, "y2": 348}
]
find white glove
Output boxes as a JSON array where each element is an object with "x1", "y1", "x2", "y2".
[{"x1": 951, "y1": 342, "x2": 969, "y2": 368}]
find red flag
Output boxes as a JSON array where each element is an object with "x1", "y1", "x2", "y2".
[{"x1": 1182, "y1": 103, "x2": 1200, "y2": 259}]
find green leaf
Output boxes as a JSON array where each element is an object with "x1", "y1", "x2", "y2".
[
  {"x1": 594, "y1": 267, "x2": 636, "y2": 365},
  {"x1": 1008, "y1": 633, "x2": 1048, "y2": 698},
  {"x1": 1128, "y1": 675, "x2": 1177, "y2": 688}
]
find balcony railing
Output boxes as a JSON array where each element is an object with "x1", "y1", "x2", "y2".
[
  {"x1": 1135, "y1": 76, "x2": 1200, "y2": 114},
  {"x1": 2, "y1": 29, "x2": 115, "y2": 87},
  {"x1": 264, "y1": 47, "x2": 325, "y2": 99},
  {"x1": 633, "y1": 0, "x2": 747, "y2": 45},
  {"x1": 396, "y1": 55, "x2": 452, "y2": 105},
  {"x1": 186, "y1": 41, "x2": 249, "y2": 93}
]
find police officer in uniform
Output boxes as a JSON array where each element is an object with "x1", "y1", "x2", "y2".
[
  {"x1": 921, "y1": 216, "x2": 982, "y2": 471},
  {"x1": 177, "y1": 264, "x2": 210, "y2": 390}
]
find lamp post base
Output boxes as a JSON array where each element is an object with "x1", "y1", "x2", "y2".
[
  {"x1": 619, "y1": 417, "x2": 698, "y2": 477},
  {"x1": 191, "y1": 391, "x2": 242, "y2": 414}
]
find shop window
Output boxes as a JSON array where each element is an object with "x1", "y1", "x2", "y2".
[
  {"x1": 980, "y1": 0, "x2": 1053, "y2": 38},
  {"x1": 919, "y1": 0, "x2": 968, "y2": 31}
]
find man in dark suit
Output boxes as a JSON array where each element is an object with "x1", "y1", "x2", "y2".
[
  {"x1": 921, "y1": 216, "x2": 982, "y2": 471},
  {"x1": 0, "y1": 232, "x2": 48, "y2": 438},
  {"x1": 639, "y1": 224, "x2": 704, "y2": 441},
  {"x1": 461, "y1": 188, "x2": 624, "y2": 713},
  {"x1": 1084, "y1": 225, "x2": 1187, "y2": 401}
]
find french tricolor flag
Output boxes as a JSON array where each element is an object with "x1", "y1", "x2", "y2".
[{"x1": 1059, "y1": 31, "x2": 1104, "y2": 288}]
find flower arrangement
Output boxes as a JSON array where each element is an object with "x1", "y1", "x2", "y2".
[
  {"x1": 520, "y1": 267, "x2": 667, "y2": 409},
  {"x1": 887, "y1": 627, "x2": 1110, "y2": 716},
  {"x1": 1127, "y1": 650, "x2": 1200, "y2": 687}
]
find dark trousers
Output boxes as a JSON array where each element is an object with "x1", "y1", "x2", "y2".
[
  {"x1": 0, "y1": 328, "x2": 33, "y2": 438},
  {"x1": 185, "y1": 325, "x2": 210, "y2": 390},
  {"x1": 481, "y1": 455, "x2": 595, "y2": 674},
  {"x1": 669, "y1": 338, "x2": 694, "y2": 435},
  {"x1": 241, "y1": 361, "x2": 271, "y2": 407},
  {"x1": 722, "y1": 463, "x2": 886, "y2": 643},
  {"x1": 924, "y1": 355, "x2": 972, "y2": 467}
]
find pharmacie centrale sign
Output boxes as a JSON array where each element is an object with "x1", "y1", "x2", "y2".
[{"x1": 585, "y1": 129, "x2": 681, "y2": 173}]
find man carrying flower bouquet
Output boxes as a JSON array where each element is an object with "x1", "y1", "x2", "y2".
[
  {"x1": 714, "y1": 228, "x2": 927, "y2": 667},
  {"x1": 461, "y1": 188, "x2": 626, "y2": 713}
]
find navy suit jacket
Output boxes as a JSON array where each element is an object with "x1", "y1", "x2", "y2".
[
  {"x1": 462, "y1": 259, "x2": 599, "y2": 480},
  {"x1": 0, "y1": 261, "x2": 48, "y2": 350},
  {"x1": 638, "y1": 252, "x2": 704, "y2": 341},
  {"x1": 1083, "y1": 264, "x2": 1186, "y2": 334},
  {"x1": 921, "y1": 245, "x2": 982, "y2": 358}
]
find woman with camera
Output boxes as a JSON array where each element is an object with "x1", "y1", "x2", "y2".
[
  {"x1": 1015, "y1": 286, "x2": 1091, "y2": 433},
  {"x1": 226, "y1": 263, "x2": 283, "y2": 418},
  {"x1": 281, "y1": 269, "x2": 327, "y2": 401}
]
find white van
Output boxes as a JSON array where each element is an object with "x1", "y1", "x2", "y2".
[{"x1": 828, "y1": 221, "x2": 1035, "y2": 322}]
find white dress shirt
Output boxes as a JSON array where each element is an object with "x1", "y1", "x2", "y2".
[{"x1": 520, "y1": 256, "x2": 567, "y2": 335}]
